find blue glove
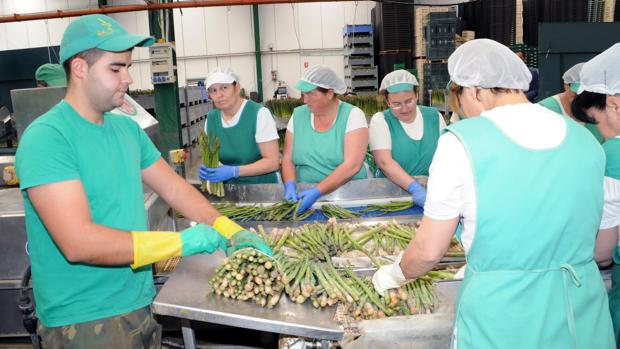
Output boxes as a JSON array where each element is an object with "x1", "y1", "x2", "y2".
[
  {"x1": 407, "y1": 181, "x2": 427, "y2": 207},
  {"x1": 284, "y1": 181, "x2": 298, "y2": 202},
  {"x1": 199, "y1": 164, "x2": 239, "y2": 183},
  {"x1": 297, "y1": 187, "x2": 321, "y2": 213},
  {"x1": 227, "y1": 230, "x2": 273, "y2": 257}
]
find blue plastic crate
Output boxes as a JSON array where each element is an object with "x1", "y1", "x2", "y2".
[{"x1": 343, "y1": 24, "x2": 373, "y2": 35}]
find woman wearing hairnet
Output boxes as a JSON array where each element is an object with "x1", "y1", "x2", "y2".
[
  {"x1": 200, "y1": 67, "x2": 280, "y2": 184},
  {"x1": 539, "y1": 62, "x2": 604, "y2": 143},
  {"x1": 369, "y1": 70, "x2": 445, "y2": 207},
  {"x1": 281, "y1": 65, "x2": 368, "y2": 213},
  {"x1": 372, "y1": 39, "x2": 614, "y2": 348},
  {"x1": 571, "y1": 43, "x2": 620, "y2": 344}
]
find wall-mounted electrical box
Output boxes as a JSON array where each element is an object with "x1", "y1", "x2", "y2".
[{"x1": 149, "y1": 42, "x2": 176, "y2": 84}]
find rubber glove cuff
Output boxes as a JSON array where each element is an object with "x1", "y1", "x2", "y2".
[
  {"x1": 372, "y1": 252, "x2": 407, "y2": 294},
  {"x1": 130, "y1": 231, "x2": 182, "y2": 269},
  {"x1": 213, "y1": 216, "x2": 244, "y2": 239}
]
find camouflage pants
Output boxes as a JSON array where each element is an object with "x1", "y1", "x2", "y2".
[{"x1": 38, "y1": 306, "x2": 161, "y2": 349}]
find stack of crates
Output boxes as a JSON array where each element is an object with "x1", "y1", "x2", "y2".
[
  {"x1": 421, "y1": 12, "x2": 456, "y2": 106},
  {"x1": 343, "y1": 24, "x2": 378, "y2": 96},
  {"x1": 425, "y1": 12, "x2": 457, "y2": 61},
  {"x1": 413, "y1": 7, "x2": 455, "y2": 104},
  {"x1": 179, "y1": 85, "x2": 213, "y2": 147},
  {"x1": 510, "y1": 43, "x2": 538, "y2": 68}
]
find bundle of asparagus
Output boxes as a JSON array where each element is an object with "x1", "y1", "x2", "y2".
[
  {"x1": 209, "y1": 248, "x2": 283, "y2": 308},
  {"x1": 321, "y1": 204, "x2": 361, "y2": 219},
  {"x1": 361, "y1": 201, "x2": 414, "y2": 215},
  {"x1": 213, "y1": 201, "x2": 314, "y2": 222},
  {"x1": 198, "y1": 131, "x2": 225, "y2": 197}
]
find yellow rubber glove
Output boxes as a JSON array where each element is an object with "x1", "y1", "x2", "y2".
[
  {"x1": 212, "y1": 216, "x2": 244, "y2": 238},
  {"x1": 130, "y1": 224, "x2": 227, "y2": 269}
]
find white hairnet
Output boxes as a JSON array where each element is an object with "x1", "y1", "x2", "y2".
[
  {"x1": 206, "y1": 67, "x2": 240, "y2": 89},
  {"x1": 448, "y1": 38, "x2": 531, "y2": 90},
  {"x1": 578, "y1": 43, "x2": 620, "y2": 95},
  {"x1": 296, "y1": 65, "x2": 347, "y2": 95},
  {"x1": 562, "y1": 63, "x2": 585, "y2": 84},
  {"x1": 380, "y1": 70, "x2": 419, "y2": 93}
]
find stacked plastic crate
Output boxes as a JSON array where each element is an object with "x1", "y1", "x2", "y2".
[
  {"x1": 179, "y1": 85, "x2": 213, "y2": 147},
  {"x1": 510, "y1": 43, "x2": 538, "y2": 68},
  {"x1": 422, "y1": 12, "x2": 456, "y2": 107},
  {"x1": 413, "y1": 6, "x2": 454, "y2": 103},
  {"x1": 343, "y1": 24, "x2": 378, "y2": 96}
]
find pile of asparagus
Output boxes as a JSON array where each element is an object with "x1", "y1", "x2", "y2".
[
  {"x1": 209, "y1": 248, "x2": 284, "y2": 308},
  {"x1": 361, "y1": 201, "x2": 414, "y2": 215},
  {"x1": 213, "y1": 202, "x2": 363, "y2": 222},
  {"x1": 209, "y1": 221, "x2": 461, "y2": 320},
  {"x1": 198, "y1": 131, "x2": 225, "y2": 197},
  {"x1": 214, "y1": 201, "x2": 314, "y2": 222},
  {"x1": 276, "y1": 254, "x2": 455, "y2": 319}
]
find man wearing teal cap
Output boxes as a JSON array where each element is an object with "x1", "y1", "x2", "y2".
[
  {"x1": 35, "y1": 63, "x2": 67, "y2": 87},
  {"x1": 15, "y1": 14, "x2": 271, "y2": 348},
  {"x1": 538, "y1": 62, "x2": 604, "y2": 143},
  {"x1": 368, "y1": 69, "x2": 446, "y2": 208}
]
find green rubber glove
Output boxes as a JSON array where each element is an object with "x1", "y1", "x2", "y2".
[
  {"x1": 180, "y1": 223, "x2": 228, "y2": 256},
  {"x1": 227, "y1": 230, "x2": 273, "y2": 257}
]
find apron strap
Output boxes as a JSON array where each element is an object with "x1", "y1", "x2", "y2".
[{"x1": 559, "y1": 263, "x2": 582, "y2": 349}]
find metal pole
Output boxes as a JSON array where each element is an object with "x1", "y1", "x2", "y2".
[{"x1": 252, "y1": 4, "x2": 264, "y2": 102}]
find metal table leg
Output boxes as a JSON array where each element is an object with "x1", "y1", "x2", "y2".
[{"x1": 181, "y1": 319, "x2": 197, "y2": 349}]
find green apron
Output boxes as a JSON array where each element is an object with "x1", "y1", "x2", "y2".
[
  {"x1": 376, "y1": 106, "x2": 439, "y2": 177},
  {"x1": 447, "y1": 116, "x2": 614, "y2": 349},
  {"x1": 603, "y1": 138, "x2": 620, "y2": 341},
  {"x1": 206, "y1": 100, "x2": 278, "y2": 184},
  {"x1": 539, "y1": 94, "x2": 604, "y2": 143},
  {"x1": 292, "y1": 102, "x2": 367, "y2": 183}
]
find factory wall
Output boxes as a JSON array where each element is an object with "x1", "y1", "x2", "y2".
[{"x1": 0, "y1": 0, "x2": 374, "y2": 99}]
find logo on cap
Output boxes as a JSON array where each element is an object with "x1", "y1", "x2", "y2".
[{"x1": 97, "y1": 18, "x2": 116, "y2": 37}]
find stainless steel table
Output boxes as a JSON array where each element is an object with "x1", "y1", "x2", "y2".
[{"x1": 152, "y1": 253, "x2": 344, "y2": 349}]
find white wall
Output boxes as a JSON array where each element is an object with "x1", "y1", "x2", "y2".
[{"x1": 0, "y1": 0, "x2": 374, "y2": 99}]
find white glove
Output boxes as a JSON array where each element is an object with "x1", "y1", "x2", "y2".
[{"x1": 372, "y1": 252, "x2": 407, "y2": 294}]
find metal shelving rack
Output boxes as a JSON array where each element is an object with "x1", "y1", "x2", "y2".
[{"x1": 343, "y1": 24, "x2": 378, "y2": 96}]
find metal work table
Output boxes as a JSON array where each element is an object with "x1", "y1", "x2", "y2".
[{"x1": 152, "y1": 253, "x2": 344, "y2": 349}]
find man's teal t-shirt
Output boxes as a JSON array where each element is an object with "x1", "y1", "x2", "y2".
[{"x1": 15, "y1": 100, "x2": 161, "y2": 327}]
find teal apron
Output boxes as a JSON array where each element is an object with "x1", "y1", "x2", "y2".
[
  {"x1": 447, "y1": 116, "x2": 614, "y2": 349},
  {"x1": 292, "y1": 102, "x2": 367, "y2": 183},
  {"x1": 603, "y1": 138, "x2": 620, "y2": 341},
  {"x1": 376, "y1": 106, "x2": 439, "y2": 177},
  {"x1": 539, "y1": 94, "x2": 604, "y2": 143},
  {"x1": 206, "y1": 100, "x2": 278, "y2": 184}
]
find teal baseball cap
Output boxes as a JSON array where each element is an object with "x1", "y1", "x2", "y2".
[
  {"x1": 59, "y1": 14, "x2": 155, "y2": 65},
  {"x1": 35, "y1": 63, "x2": 67, "y2": 87}
]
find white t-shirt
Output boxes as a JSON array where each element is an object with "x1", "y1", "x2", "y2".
[
  {"x1": 368, "y1": 107, "x2": 447, "y2": 151},
  {"x1": 204, "y1": 100, "x2": 279, "y2": 143},
  {"x1": 600, "y1": 136, "x2": 620, "y2": 230},
  {"x1": 424, "y1": 103, "x2": 567, "y2": 252},
  {"x1": 286, "y1": 102, "x2": 368, "y2": 134},
  {"x1": 552, "y1": 95, "x2": 569, "y2": 116}
]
